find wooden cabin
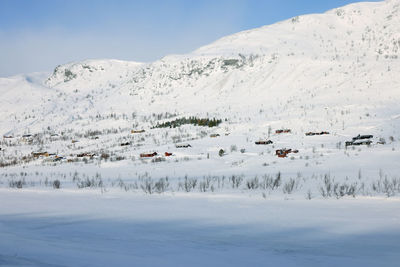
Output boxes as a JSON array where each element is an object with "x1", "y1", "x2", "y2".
[
  {"x1": 345, "y1": 141, "x2": 354, "y2": 147},
  {"x1": 32, "y1": 152, "x2": 49, "y2": 158},
  {"x1": 53, "y1": 157, "x2": 64, "y2": 162},
  {"x1": 353, "y1": 140, "x2": 372, "y2": 146},
  {"x1": 255, "y1": 140, "x2": 273, "y2": 145},
  {"x1": 275, "y1": 148, "x2": 297, "y2": 158},
  {"x1": 306, "y1": 131, "x2": 330, "y2": 136},
  {"x1": 176, "y1": 143, "x2": 191, "y2": 148},
  {"x1": 131, "y1": 130, "x2": 145, "y2": 134},
  {"x1": 77, "y1": 153, "x2": 95, "y2": 158},
  {"x1": 276, "y1": 129, "x2": 291, "y2": 134},
  {"x1": 275, "y1": 149, "x2": 290, "y2": 158},
  {"x1": 352, "y1": 134, "x2": 373, "y2": 141},
  {"x1": 210, "y1": 134, "x2": 220, "y2": 138},
  {"x1": 22, "y1": 134, "x2": 32, "y2": 138},
  {"x1": 140, "y1": 152, "x2": 158, "y2": 158},
  {"x1": 165, "y1": 152, "x2": 173, "y2": 157}
]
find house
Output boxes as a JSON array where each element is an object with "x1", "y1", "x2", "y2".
[
  {"x1": 346, "y1": 140, "x2": 372, "y2": 147},
  {"x1": 353, "y1": 140, "x2": 372, "y2": 146},
  {"x1": 131, "y1": 130, "x2": 145, "y2": 134},
  {"x1": 346, "y1": 134, "x2": 373, "y2": 146},
  {"x1": 352, "y1": 134, "x2": 373, "y2": 141},
  {"x1": 77, "y1": 153, "x2": 96, "y2": 158},
  {"x1": 276, "y1": 129, "x2": 291, "y2": 134},
  {"x1": 3, "y1": 135, "x2": 13, "y2": 139},
  {"x1": 140, "y1": 152, "x2": 158, "y2": 158},
  {"x1": 276, "y1": 149, "x2": 290, "y2": 158},
  {"x1": 306, "y1": 131, "x2": 330, "y2": 136},
  {"x1": 32, "y1": 151, "x2": 49, "y2": 158},
  {"x1": 165, "y1": 152, "x2": 173, "y2": 157},
  {"x1": 345, "y1": 141, "x2": 354, "y2": 147},
  {"x1": 210, "y1": 134, "x2": 220, "y2": 138},
  {"x1": 71, "y1": 140, "x2": 79, "y2": 143},
  {"x1": 53, "y1": 157, "x2": 64, "y2": 162},
  {"x1": 120, "y1": 142, "x2": 131, "y2": 146},
  {"x1": 275, "y1": 148, "x2": 298, "y2": 158},
  {"x1": 255, "y1": 140, "x2": 273, "y2": 145},
  {"x1": 176, "y1": 143, "x2": 191, "y2": 148},
  {"x1": 21, "y1": 134, "x2": 33, "y2": 142}
]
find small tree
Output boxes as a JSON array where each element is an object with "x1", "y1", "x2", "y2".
[{"x1": 219, "y1": 149, "x2": 225, "y2": 157}]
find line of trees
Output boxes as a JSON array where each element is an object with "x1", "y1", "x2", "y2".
[{"x1": 153, "y1": 117, "x2": 223, "y2": 128}]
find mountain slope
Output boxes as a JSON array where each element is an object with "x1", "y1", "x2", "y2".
[{"x1": 0, "y1": 0, "x2": 399, "y2": 147}]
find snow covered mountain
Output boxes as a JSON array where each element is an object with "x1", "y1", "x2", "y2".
[
  {"x1": 1, "y1": 0, "x2": 399, "y2": 137},
  {"x1": 1, "y1": 0, "x2": 399, "y2": 138}
]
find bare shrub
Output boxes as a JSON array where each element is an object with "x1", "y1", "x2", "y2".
[
  {"x1": 52, "y1": 179, "x2": 61, "y2": 189},
  {"x1": 246, "y1": 176, "x2": 259, "y2": 190},
  {"x1": 230, "y1": 175, "x2": 243, "y2": 188},
  {"x1": 179, "y1": 176, "x2": 198, "y2": 192},
  {"x1": 9, "y1": 179, "x2": 25, "y2": 189},
  {"x1": 141, "y1": 178, "x2": 154, "y2": 194},
  {"x1": 77, "y1": 177, "x2": 103, "y2": 188},
  {"x1": 283, "y1": 178, "x2": 296, "y2": 194},
  {"x1": 154, "y1": 177, "x2": 169, "y2": 193},
  {"x1": 273, "y1": 172, "x2": 281, "y2": 189}
]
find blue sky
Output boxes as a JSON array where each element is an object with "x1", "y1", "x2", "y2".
[{"x1": 0, "y1": 0, "x2": 381, "y2": 77}]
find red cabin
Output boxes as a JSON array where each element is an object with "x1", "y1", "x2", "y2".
[{"x1": 275, "y1": 148, "x2": 298, "y2": 158}]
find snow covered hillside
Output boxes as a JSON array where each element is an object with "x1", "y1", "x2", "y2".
[{"x1": 0, "y1": 0, "x2": 400, "y2": 196}]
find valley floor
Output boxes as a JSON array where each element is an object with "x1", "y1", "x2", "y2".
[{"x1": 0, "y1": 189, "x2": 399, "y2": 267}]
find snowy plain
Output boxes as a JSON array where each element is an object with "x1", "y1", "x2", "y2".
[{"x1": 1, "y1": 189, "x2": 400, "y2": 267}]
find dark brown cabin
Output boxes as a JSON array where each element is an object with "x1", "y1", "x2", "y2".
[
  {"x1": 276, "y1": 129, "x2": 291, "y2": 134},
  {"x1": 176, "y1": 144, "x2": 191, "y2": 148},
  {"x1": 140, "y1": 152, "x2": 158, "y2": 158},
  {"x1": 255, "y1": 140, "x2": 273, "y2": 145},
  {"x1": 131, "y1": 130, "x2": 145, "y2": 134}
]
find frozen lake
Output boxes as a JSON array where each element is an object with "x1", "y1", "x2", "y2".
[{"x1": 1, "y1": 189, "x2": 399, "y2": 267}]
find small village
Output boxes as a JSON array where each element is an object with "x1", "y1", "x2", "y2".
[{"x1": 0, "y1": 119, "x2": 381, "y2": 169}]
